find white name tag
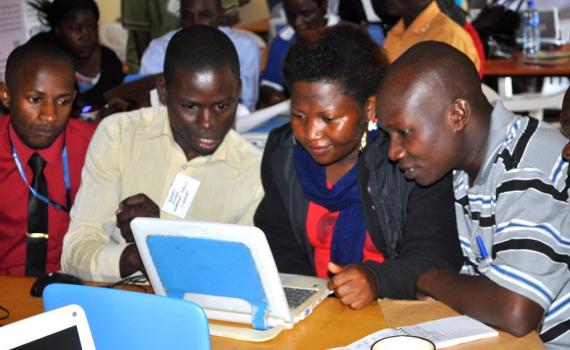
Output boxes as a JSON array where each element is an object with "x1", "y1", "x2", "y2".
[{"x1": 161, "y1": 173, "x2": 200, "y2": 218}]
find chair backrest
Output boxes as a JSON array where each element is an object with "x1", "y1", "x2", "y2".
[
  {"x1": 501, "y1": 89, "x2": 566, "y2": 120},
  {"x1": 43, "y1": 284, "x2": 211, "y2": 350},
  {"x1": 481, "y1": 83, "x2": 500, "y2": 103}
]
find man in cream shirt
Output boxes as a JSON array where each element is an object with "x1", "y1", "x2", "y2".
[{"x1": 62, "y1": 26, "x2": 263, "y2": 282}]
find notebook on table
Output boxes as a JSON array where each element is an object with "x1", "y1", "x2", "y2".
[
  {"x1": 0, "y1": 304, "x2": 95, "y2": 350},
  {"x1": 131, "y1": 217, "x2": 331, "y2": 341}
]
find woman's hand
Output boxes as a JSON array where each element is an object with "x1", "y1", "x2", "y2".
[{"x1": 327, "y1": 262, "x2": 378, "y2": 309}]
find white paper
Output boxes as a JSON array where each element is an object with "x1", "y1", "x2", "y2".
[
  {"x1": 161, "y1": 173, "x2": 200, "y2": 218},
  {"x1": 330, "y1": 315, "x2": 498, "y2": 350},
  {"x1": 0, "y1": 1, "x2": 46, "y2": 79},
  {"x1": 234, "y1": 99, "x2": 290, "y2": 133},
  {"x1": 0, "y1": 0, "x2": 26, "y2": 79},
  {"x1": 399, "y1": 315, "x2": 498, "y2": 348}
]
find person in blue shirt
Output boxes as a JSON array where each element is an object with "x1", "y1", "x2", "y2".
[
  {"x1": 139, "y1": 0, "x2": 260, "y2": 111},
  {"x1": 260, "y1": 0, "x2": 391, "y2": 109},
  {"x1": 259, "y1": 0, "x2": 335, "y2": 109}
]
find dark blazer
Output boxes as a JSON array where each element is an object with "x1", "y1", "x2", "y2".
[{"x1": 254, "y1": 124, "x2": 463, "y2": 299}]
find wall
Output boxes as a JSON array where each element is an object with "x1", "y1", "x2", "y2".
[
  {"x1": 95, "y1": 0, "x2": 120, "y2": 24},
  {"x1": 238, "y1": 0, "x2": 269, "y2": 25}
]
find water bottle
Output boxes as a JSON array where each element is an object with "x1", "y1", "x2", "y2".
[{"x1": 521, "y1": 0, "x2": 541, "y2": 55}]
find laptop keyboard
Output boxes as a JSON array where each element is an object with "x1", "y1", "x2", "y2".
[{"x1": 283, "y1": 287, "x2": 317, "y2": 309}]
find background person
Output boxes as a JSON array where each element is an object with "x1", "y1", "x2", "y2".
[
  {"x1": 29, "y1": 0, "x2": 125, "y2": 116},
  {"x1": 139, "y1": 0, "x2": 260, "y2": 111},
  {"x1": 258, "y1": 0, "x2": 336, "y2": 109},
  {"x1": 370, "y1": 0, "x2": 481, "y2": 72},
  {"x1": 121, "y1": 0, "x2": 181, "y2": 73}
]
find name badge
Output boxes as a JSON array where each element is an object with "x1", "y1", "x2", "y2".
[{"x1": 161, "y1": 173, "x2": 200, "y2": 218}]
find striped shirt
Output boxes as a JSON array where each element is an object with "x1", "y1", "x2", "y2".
[{"x1": 454, "y1": 102, "x2": 570, "y2": 349}]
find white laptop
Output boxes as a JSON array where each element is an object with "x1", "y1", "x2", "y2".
[
  {"x1": 0, "y1": 305, "x2": 95, "y2": 350},
  {"x1": 131, "y1": 217, "x2": 331, "y2": 341}
]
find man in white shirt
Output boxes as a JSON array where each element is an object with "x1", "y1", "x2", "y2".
[{"x1": 62, "y1": 26, "x2": 263, "y2": 282}]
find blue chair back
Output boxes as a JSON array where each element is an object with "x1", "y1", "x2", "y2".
[{"x1": 43, "y1": 284, "x2": 210, "y2": 350}]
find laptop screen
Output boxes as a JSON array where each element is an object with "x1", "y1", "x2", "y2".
[
  {"x1": 10, "y1": 326, "x2": 82, "y2": 350},
  {"x1": 0, "y1": 305, "x2": 95, "y2": 350}
]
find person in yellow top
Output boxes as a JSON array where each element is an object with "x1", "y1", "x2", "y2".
[{"x1": 372, "y1": 0, "x2": 481, "y2": 73}]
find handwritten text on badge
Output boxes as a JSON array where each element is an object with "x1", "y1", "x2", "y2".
[{"x1": 161, "y1": 173, "x2": 200, "y2": 218}]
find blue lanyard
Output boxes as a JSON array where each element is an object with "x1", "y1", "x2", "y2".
[{"x1": 9, "y1": 131, "x2": 72, "y2": 212}]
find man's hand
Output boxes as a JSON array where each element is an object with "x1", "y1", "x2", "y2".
[
  {"x1": 327, "y1": 262, "x2": 377, "y2": 310},
  {"x1": 119, "y1": 243, "x2": 145, "y2": 278},
  {"x1": 116, "y1": 193, "x2": 159, "y2": 242},
  {"x1": 99, "y1": 97, "x2": 133, "y2": 119},
  {"x1": 416, "y1": 267, "x2": 544, "y2": 336}
]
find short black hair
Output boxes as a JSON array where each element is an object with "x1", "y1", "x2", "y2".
[
  {"x1": 163, "y1": 25, "x2": 240, "y2": 87},
  {"x1": 28, "y1": 0, "x2": 100, "y2": 28},
  {"x1": 283, "y1": 24, "x2": 389, "y2": 104},
  {"x1": 383, "y1": 41, "x2": 482, "y2": 103},
  {"x1": 5, "y1": 40, "x2": 74, "y2": 89}
]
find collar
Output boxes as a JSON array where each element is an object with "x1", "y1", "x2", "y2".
[
  {"x1": 134, "y1": 107, "x2": 172, "y2": 140},
  {"x1": 185, "y1": 130, "x2": 244, "y2": 171},
  {"x1": 391, "y1": 1, "x2": 441, "y2": 35},
  {"x1": 279, "y1": 26, "x2": 296, "y2": 41},
  {"x1": 8, "y1": 121, "x2": 66, "y2": 166},
  {"x1": 473, "y1": 101, "x2": 517, "y2": 184},
  {"x1": 326, "y1": 14, "x2": 340, "y2": 26}
]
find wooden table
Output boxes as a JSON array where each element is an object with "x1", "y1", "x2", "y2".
[
  {"x1": 0, "y1": 276, "x2": 544, "y2": 349},
  {"x1": 485, "y1": 44, "x2": 570, "y2": 77}
]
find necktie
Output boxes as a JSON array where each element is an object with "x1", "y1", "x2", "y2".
[{"x1": 26, "y1": 153, "x2": 48, "y2": 276}]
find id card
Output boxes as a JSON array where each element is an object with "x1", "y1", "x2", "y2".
[{"x1": 161, "y1": 173, "x2": 200, "y2": 218}]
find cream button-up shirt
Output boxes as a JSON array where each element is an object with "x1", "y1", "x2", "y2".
[{"x1": 62, "y1": 107, "x2": 263, "y2": 281}]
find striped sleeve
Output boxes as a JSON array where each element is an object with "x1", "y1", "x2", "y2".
[{"x1": 486, "y1": 166, "x2": 570, "y2": 311}]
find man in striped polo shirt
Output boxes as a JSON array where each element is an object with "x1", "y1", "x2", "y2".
[{"x1": 377, "y1": 41, "x2": 570, "y2": 349}]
